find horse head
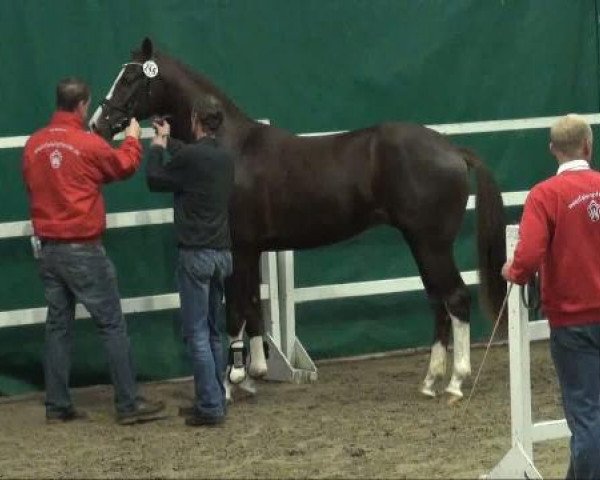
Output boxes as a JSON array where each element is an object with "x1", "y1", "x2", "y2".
[{"x1": 90, "y1": 37, "x2": 168, "y2": 140}]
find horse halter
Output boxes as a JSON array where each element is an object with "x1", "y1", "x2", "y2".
[{"x1": 90, "y1": 60, "x2": 159, "y2": 133}]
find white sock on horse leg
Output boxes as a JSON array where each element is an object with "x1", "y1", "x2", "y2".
[
  {"x1": 445, "y1": 313, "x2": 471, "y2": 398},
  {"x1": 248, "y1": 335, "x2": 267, "y2": 378},
  {"x1": 421, "y1": 340, "x2": 447, "y2": 397},
  {"x1": 224, "y1": 378, "x2": 233, "y2": 403},
  {"x1": 227, "y1": 326, "x2": 246, "y2": 384}
]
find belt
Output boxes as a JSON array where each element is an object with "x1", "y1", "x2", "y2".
[{"x1": 40, "y1": 237, "x2": 101, "y2": 246}]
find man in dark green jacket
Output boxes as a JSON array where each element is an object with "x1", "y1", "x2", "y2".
[{"x1": 146, "y1": 96, "x2": 234, "y2": 427}]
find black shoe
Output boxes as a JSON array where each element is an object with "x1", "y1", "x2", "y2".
[
  {"x1": 184, "y1": 411, "x2": 225, "y2": 427},
  {"x1": 117, "y1": 397, "x2": 166, "y2": 425},
  {"x1": 46, "y1": 408, "x2": 89, "y2": 424},
  {"x1": 179, "y1": 404, "x2": 227, "y2": 417}
]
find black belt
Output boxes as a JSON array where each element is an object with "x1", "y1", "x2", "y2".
[{"x1": 40, "y1": 237, "x2": 101, "y2": 246}]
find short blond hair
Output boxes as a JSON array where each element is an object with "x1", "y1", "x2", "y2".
[{"x1": 550, "y1": 114, "x2": 593, "y2": 156}]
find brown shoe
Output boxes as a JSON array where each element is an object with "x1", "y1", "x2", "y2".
[
  {"x1": 117, "y1": 397, "x2": 166, "y2": 425},
  {"x1": 46, "y1": 408, "x2": 89, "y2": 424}
]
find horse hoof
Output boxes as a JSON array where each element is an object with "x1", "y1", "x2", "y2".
[
  {"x1": 444, "y1": 386, "x2": 464, "y2": 403},
  {"x1": 420, "y1": 386, "x2": 437, "y2": 398},
  {"x1": 228, "y1": 366, "x2": 247, "y2": 384},
  {"x1": 238, "y1": 377, "x2": 257, "y2": 395},
  {"x1": 248, "y1": 364, "x2": 267, "y2": 379}
]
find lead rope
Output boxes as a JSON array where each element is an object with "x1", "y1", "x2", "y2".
[{"x1": 460, "y1": 282, "x2": 514, "y2": 418}]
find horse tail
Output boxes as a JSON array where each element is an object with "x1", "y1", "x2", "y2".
[{"x1": 460, "y1": 147, "x2": 507, "y2": 322}]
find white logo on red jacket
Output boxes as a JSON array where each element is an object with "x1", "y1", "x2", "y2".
[
  {"x1": 588, "y1": 200, "x2": 600, "y2": 222},
  {"x1": 49, "y1": 149, "x2": 62, "y2": 169}
]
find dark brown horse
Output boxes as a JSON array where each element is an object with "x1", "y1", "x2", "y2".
[{"x1": 91, "y1": 38, "x2": 506, "y2": 400}]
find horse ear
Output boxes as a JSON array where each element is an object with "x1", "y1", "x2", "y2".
[{"x1": 141, "y1": 37, "x2": 154, "y2": 60}]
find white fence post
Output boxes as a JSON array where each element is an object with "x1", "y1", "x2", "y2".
[
  {"x1": 261, "y1": 251, "x2": 281, "y2": 348},
  {"x1": 264, "y1": 250, "x2": 317, "y2": 383},
  {"x1": 506, "y1": 225, "x2": 534, "y2": 458},
  {"x1": 486, "y1": 225, "x2": 572, "y2": 479},
  {"x1": 277, "y1": 251, "x2": 296, "y2": 359}
]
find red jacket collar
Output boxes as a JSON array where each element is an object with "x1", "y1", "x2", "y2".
[{"x1": 49, "y1": 111, "x2": 85, "y2": 130}]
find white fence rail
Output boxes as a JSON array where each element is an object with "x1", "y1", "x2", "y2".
[{"x1": 1, "y1": 113, "x2": 598, "y2": 330}]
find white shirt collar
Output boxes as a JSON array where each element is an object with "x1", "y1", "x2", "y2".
[{"x1": 557, "y1": 159, "x2": 590, "y2": 175}]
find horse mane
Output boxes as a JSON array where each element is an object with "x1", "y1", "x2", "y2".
[{"x1": 142, "y1": 49, "x2": 252, "y2": 122}]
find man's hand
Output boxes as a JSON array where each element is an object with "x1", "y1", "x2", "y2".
[
  {"x1": 151, "y1": 119, "x2": 170, "y2": 148},
  {"x1": 501, "y1": 259, "x2": 513, "y2": 282},
  {"x1": 125, "y1": 118, "x2": 141, "y2": 140}
]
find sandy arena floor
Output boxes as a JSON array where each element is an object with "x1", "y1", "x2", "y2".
[{"x1": 0, "y1": 341, "x2": 569, "y2": 479}]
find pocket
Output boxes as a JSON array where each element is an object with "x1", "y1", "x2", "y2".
[
  {"x1": 551, "y1": 326, "x2": 596, "y2": 353},
  {"x1": 179, "y1": 249, "x2": 214, "y2": 282},
  {"x1": 66, "y1": 247, "x2": 116, "y2": 290},
  {"x1": 214, "y1": 251, "x2": 233, "y2": 280}
]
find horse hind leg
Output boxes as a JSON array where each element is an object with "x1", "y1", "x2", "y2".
[
  {"x1": 444, "y1": 287, "x2": 472, "y2": 400},
  {"x1": 424, "y1": 286, "x2": 471, "y2": 401},
  {"x1": 402, "y1": 235, "x2": 472, "y2": 400},
  {"x1": 421, "y1": 301, "x2": 451, "y2": 397}
]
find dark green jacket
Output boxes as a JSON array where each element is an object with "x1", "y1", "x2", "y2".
[{"x1": 146, "y1": 137, "x2": 234, "y2": 250}]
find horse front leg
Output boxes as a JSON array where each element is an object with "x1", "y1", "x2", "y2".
[
  {"x1": 224, "y1": 272, "x2": 246, "y2": 402},
  {"x1": 224, "y1": 250, "x2": 263, "y2": 401},
  {"x1": 242, "y1": 253, "x2": 267, "y2": 379}
]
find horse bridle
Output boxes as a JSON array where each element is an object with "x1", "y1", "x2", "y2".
[{"x1": 97, "y1": 62, "x2": 157, "y2": 133}]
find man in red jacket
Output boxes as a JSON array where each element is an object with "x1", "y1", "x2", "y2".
[
  {"x1": 22, "y1": 77, "x2": 165, "y2": 425},
  {"x1": 502, "y1": 114, "x2": 600, "y2": 479}
]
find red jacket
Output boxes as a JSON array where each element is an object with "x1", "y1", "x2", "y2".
[
  {"x1": 22, "y1": 111, "x2": 141, "y2": 240},
  {"x1": 507, "y1": 163, "x2": 600, "y2": 328}
]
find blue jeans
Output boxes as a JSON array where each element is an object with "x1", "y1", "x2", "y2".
[
  {"x1": 177, "y1": 248, "x2": 232, "y2": 418},
  {"x1": 39, "y1": 242, "x2": 137, "y2": 416},
  {"x1": 550, "y1": 325, "x2": 600, "y2": 480}
]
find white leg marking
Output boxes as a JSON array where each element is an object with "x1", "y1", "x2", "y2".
[
  {"x1": 224, "y1": 372, "x2": 256, "y2": 403},
  {"x1": 445, "y1": 312, "x2": 471, "y2": 398},
  {"x1": 224, "y1": 377, "x2": 233, "y2": 403},
  {"x1": 227, "y1": 325, "x2": 246, "y2": 385},
  {"x1": 421, "y1": 341, "x2": 447, "y2": 397},
  {"x1": 248, "y1": 335, "x2": 267, "y2": 378}
]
